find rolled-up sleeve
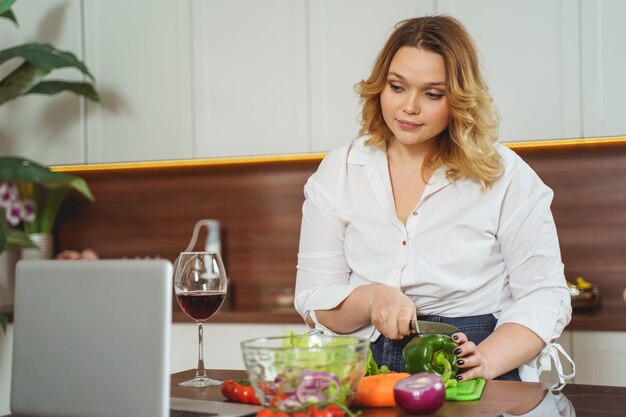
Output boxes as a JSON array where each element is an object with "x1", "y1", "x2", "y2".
[
  {"x1": 495, "y1": 163, "x2": 572, "y2": 344},
  {"x1": 294, "y1": 149, "x2": 368, "y2": 332}
]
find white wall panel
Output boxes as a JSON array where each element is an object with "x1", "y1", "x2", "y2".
[
  {"x1": 438, "y1": 0, "x2": 581, "y2": 142},
  {"x1": 309, "y1": 0, "x2": 434, "y2": 152},
  {"x1": 572, "y1": 331, "x2": 626, "y2": 386},
  {"x1": 170, "y1": 322, "x2": 309, "y2": 372},
  {"x1": 192, "y1": 0, "x2": 308, "y2": 158},
  {"x1": 581, "y1": 0, "x2": 626, "y2": 138},
  {"x1": 83, "y1": 0, "x2": 193, "y2": 163},
  {"x1": 0, "y1": 0, "x2": 85, "y2": 165}
]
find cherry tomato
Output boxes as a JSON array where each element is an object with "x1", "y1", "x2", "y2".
[
  {"x1": 273, "y1": 412, "x2": 289, "y2": 417},
  {"x1": 240, "y1": 386, "x2": 254, "y2": 404},
  {"x1": 324, "y1": 405, "x2": 345, "y2": 417},
  {"x1": 256, "y1": 408, "x2": 274, "y2": 417},
  {"x1": 292, "y1": 413, "x2": 310, "y2": 417},
  {"x1": 221, "y1": 380, "x2": 235, "y2": 399},
  {"x1": 312, "y1": 410, "x2": 332, "y2": 417}
]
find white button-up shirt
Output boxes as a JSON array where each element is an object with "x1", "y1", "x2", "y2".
[{"x1": 295, "y1": 137, "x2": 572, "y2": 380}]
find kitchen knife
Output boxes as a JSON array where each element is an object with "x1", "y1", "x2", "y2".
[{"x1": 410, "y1": 319, "x2": 458, "y2": 335}]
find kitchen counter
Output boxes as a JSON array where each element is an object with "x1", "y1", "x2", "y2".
[{"x1": 174, "y1": 370, "x2": 626, "y2": 417}]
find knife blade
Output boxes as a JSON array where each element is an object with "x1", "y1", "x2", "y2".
[{"x1": 410, "y1": 320, "x2": 458, "y2": 335}]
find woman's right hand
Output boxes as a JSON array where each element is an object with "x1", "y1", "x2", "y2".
[{"x1": 369, "y1": 285, "x2": 416, "y2": 340}]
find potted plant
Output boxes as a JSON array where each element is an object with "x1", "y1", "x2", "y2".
[{"x1": 0, "y1": 0, "x2": 100, "y2": 331}]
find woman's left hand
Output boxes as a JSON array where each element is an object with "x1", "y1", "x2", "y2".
[{"x1": 449, "y1": 332, "x2": 496, "y2": 381}]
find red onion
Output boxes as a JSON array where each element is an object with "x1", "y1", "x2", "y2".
[{"x1": 393, "y1": 372, "x2": 445, "y2": 414}]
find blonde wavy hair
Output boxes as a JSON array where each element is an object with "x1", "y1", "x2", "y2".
[{"x1": 356, "y1": 16, "x2": 503, "y2": 188}]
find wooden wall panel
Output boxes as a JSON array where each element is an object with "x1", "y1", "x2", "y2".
[{"x1": 55, "y1": 143, "x2": 626, "y2": 330}]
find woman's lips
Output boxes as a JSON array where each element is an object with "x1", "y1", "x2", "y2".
[{"x1": 397, "y1": 119, "x2": 423, "y2": 130}]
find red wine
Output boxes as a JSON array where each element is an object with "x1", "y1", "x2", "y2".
[{"x1": 177, "y1": 291, "x2": 226, "y2": 321}]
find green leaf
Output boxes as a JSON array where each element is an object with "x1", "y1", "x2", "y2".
[
  {"x1": 0, "y1": 43, "x2": 94, "y2": 78},
  {"x1": 1, "y1": 158, "x2": 95, "y2": 234},
  {"x1": 0, "y1": 7, "x2": 17, "y2": 25},
  {"x1": 26, "y1": 80, "x2": 100, "y2": 102},
  {"x1": 0, "y1": 0, "x2": 17, "y2": 15},
  {"x1": 6, "y1": 228, "x2": 37, "y2": 249},
  {"x1": 0, "y1": 61, "x2": 50, "y2": 105}
]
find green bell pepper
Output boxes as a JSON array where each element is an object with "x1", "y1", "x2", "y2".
[{"x1": 402, "y1": 334, "x2": 459, "y2": 386}]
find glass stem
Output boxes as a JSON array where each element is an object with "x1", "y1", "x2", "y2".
[{"x1": 195, "y1": 321, "x2": 207, "y2": 378}]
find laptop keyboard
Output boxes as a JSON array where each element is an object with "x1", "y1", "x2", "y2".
[{"x1": 171, "y1": 411, "x2": 219, "y2": 417}]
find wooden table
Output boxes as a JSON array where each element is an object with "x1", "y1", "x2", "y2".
[
  {"x1": 5, "y1": 369, "x2": 625, "y2": 416},
  {"x1": 172, "y1": 369, "x2": 626, "y2": 417}
]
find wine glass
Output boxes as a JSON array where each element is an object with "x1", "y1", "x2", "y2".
[{"x1": 174, "y1": 251, "x2": 227, "y2": 387}]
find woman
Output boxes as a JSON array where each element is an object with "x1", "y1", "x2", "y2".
[{"x1": 294, "y1": 15, "x2": 572, "y2": 384}]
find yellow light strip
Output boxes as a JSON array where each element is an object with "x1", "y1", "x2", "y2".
[
  {"x1": 50, "y1": 152, "x2": 328, "y2": 172},
  {"x1": 51, "y1": 136, "x2": 626, "y2": 172},
  {"x1": 504, "y1": 135, "x2": 626, "y2": 149}
]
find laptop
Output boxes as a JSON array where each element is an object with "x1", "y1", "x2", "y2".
[{"x1": 11, "y1": 260, "x2": 260, "y2": 417}]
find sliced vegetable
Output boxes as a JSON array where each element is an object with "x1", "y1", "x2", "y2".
[
  {"x1": 364, "y1": 349, "x2": 390, "y2": 376},
  {"x1": 393, "y1": 372, "x2": 445, "y2": 414},
  {"x1": 351, "y1": 372, "x2": 410, "y2": 407},
  {"x1": 402, "y1": 334, "x2": 458, "y2": 387}
]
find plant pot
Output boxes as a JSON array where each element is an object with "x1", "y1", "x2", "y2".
[
  {"x1": 0, "y1": 248, "x2": 20, "y2": 310},
  {"x1": 21, "y1": 233, "x2": 54, "y2": 260}
]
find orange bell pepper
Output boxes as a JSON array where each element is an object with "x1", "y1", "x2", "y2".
[{"x1": 351, "y1": 372, "x2": 410, "y2": 407}]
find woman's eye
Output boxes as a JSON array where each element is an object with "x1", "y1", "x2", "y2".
[
  {"x1": 426, "y1": 92, "x2": 444, "y2": 100},
  {"x1": 389, "y1": 83, "x2": 404, "y2": 93}
]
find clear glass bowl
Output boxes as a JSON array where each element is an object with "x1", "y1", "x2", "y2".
[{"x1": 241, "y1": 334, "x2": 370, "y2": 410}]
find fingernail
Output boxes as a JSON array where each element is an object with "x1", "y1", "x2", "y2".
[
  {"x1": 452, "y1": 335, "x2": 459, "y2": 341},
  {"x1": 454, "y1": 348, "x2": 462, "y2": 355},
  {"x1": 456, "y1": 359, "x2": 464, "y2": 366},
  {"x1": 456, "y1": 375, "x2": 463, "y2": 381}
]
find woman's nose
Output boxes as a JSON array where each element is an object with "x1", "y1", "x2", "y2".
[{"x1": 403, "y1": 93, "x2": 420, "y2": 115}]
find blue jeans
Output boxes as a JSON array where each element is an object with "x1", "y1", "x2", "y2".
[{"x1": 370, "y1": 313, "x2": 521, "y2": 381}]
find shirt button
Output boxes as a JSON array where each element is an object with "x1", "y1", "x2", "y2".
[
  {"x1": 412, "y1": 211, "x2": 418, "y2": 216},
  {"x1": 402, "y1": 240, "x2": 407, "y2": 246}
]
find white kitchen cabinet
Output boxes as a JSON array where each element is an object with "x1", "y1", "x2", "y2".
[
  {"x1": 580, "y1": 0, "x2": 626, "y2": 138},
  {"x1": 0, "y1": 0, "x2": 85, "y2": 165},
  {"x1": 171, "y1": 322, "x2": 309, "y2": 372},
  {"x1": 438, "y1": 0, "x2": 582, "y2": 142},
  {"x1": 572, "y1": 331, "x2": 626, "y2": 387},
  {"x1": 82, "y1": 0, "x2": 193, "y2": 163},
  {"x1": 308, "y1": 0, "x2": 434, "y2": 152},
  {"x1": 191, "y1": 0, "x2": 309, "y2": 158}
]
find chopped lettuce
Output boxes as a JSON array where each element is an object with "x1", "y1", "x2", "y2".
[{"x1": 364, "y1": 349, "x2": 390, "y2": 376}]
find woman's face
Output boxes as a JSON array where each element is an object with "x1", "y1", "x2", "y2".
[{"x1": 380, "y1": 46, "x2": 450, "y2": 148}]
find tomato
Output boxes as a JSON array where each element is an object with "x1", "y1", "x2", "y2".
[
  {"x1": 273, "y1": 412, "x2": 289, "y2": 417},
  {"x1": 256, "y1": 408, "x2": 274, "y2": 417},
  {"x1": 239, "y1": 387, "x2": 250, "y2": 404},
  {"x1": 292, "y1": 413, "x2": 310, "y2": 417},
  {"x1": 221, "y1": 380, "x2": 235, "y2": 400},
  {"x1": 248, "y1": 388, "x2": 262, "y2": 405},
  {"x1": 324, "y1": 405, "x2": 345, "y2": 417},
  {"x1": 229, "y1": 382, "x2": 242, "y2": 401},
  {"x1": 312, "y1": 410, "x2": 332, "y2": 417}
]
